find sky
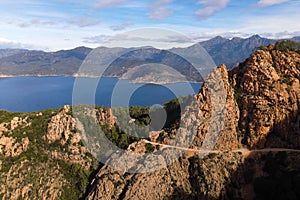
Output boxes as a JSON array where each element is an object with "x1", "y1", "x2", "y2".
[{"x1": 0, "y1": 0, "x2": 300, "y2": 51}]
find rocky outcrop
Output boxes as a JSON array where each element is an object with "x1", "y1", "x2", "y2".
[
  {"x1": 84, "y1": 65, "x2": 243, "y2": 199},
  {"x1": 193, "y1": 64, "x2": 240, "y2": 150},
  {"x1": 97, "y1": 108, "x2": 115, "y2": 128},
  {"x1": 0, "y1": 118, "x2": 30, "y2": 158},
  {"x1": 0, "y1": 136, "x2": 29, "y2": 157},
  {"x1": 10, "y1": 117, "x2": 31, "y2": 131},
  {"x1": 231, "y1": 44, "x2": 300, "y2": 148},
  {"x1": 86, "y1": 154, "x2": 193, "y2": 200},
  {"x1": 45, "y1": 105, "x2": 75, "y2": 145}
]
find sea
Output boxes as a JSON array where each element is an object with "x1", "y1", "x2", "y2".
[{"x1": 0, "y1": 76, "x2": 202, "y2": 112}]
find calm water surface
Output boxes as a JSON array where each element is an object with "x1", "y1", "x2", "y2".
[{"x1": 0, "y1": 76, "x2": 202, "y2": 112}]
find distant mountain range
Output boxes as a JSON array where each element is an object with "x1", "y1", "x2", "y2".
[
  {"x1": 292, "y1": 36, "x2": 300, "y2": 43},
  {"x1": 0, "y1": 49, "x2": 28, "y2": 59},
  {"x1": 0, "y1": 35, "x2": 299, "y2": 78},
  {"x1": 199, "y1": 35, "x2": 276, "y2": 68},
  {"x1": 0, "y1": 47, "x2": 92, "y2": 76}
]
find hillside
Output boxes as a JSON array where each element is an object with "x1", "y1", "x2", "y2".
[
  {"x1": 0, "y1": 47, "x2": 92, "y2": 76},
  {"x1": 0, "y1": 49, "x2": 28, "y2": 59},
  {"x1": 0, "y1": 106, "x2": 99, "y2": 199}
]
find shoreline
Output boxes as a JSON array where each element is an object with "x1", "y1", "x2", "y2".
[{"x1": 0, "y1": 74, "x2": 203, "y2": 85}]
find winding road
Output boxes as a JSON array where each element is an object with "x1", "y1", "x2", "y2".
[{"x1": 143, "y1": 140, "x2": 300, "y2": 157}]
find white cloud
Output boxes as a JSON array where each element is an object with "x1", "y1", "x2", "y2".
[
  {"x1": 16, "y1": 19, "x2": 57, "y2": 28},
  {"x1": 195, "y1": 0, "x2": 231, "y2": 20},
  {"x1": 257, "y1": 0, "x2": 289, "y2": 7},
  {"x1": 68, "y1": 17, "x2": 101, "y2": 27},
  {"x1": 94, "y1": 0, "x2": 126, "y2": 9},
  {"x1": 185, "y1": 31, "x2": 253, "y2": 41},
  {"x1": 0, "y1": 37, "x2": 39, "y2": 49},
  {"x1": 110, "y1": 22, "x2": 134, "y2": 31},
  {"x1": 148, "y1": 0, "x2": 175, "y2": 20},
  {"x1": 82, "y1": 29, "x2": 196, "y2": 48},
  {"x1": 240, "y1": 13, "x2": 300, "y2": 34},
  {"x1": 83, "y1": 34, "x2": 113, "y2": 44}
]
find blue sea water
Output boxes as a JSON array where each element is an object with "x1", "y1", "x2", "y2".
[{"x1": 0, "y1": 76, "x2": 202, "y2": 112}]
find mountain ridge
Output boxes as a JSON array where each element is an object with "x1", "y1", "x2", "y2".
[{"x1": 0, "y1": 35, "x2": 299, "y2": 79}]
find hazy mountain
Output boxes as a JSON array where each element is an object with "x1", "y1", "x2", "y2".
[
  {"x1": 198, "y1": 35, "x2": 277, "y2": 68},
  {"x1": 103, "y1": 47, "x2": 204, "y2": 82},
  {"x1": 0, "y1": 47, "x2": 92, "y2": 76},
  {"x1": 292, "y1": 36, "x2": 300, "y2": 43},
  {"x1": 0, "y1": 49, "x2": 28, "y2": 59},
  {"x1": 0, "y1": 35, "x2": 298, "y2": 77}
]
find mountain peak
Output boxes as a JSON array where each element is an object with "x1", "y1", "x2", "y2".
[
  {"x1": 209, "y1": 36, "x2": 228, "y2": 43},
  {"x1": 231, "y1": 37, "x2": 242, "y2": 41},
  {"x1": 250, "y1": 34, "x2": 262, "y2": 39}
]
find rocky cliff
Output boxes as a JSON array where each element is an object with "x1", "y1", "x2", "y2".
[
  {"x1": 85, "y1": 42, "x2": 300, "y2": 199},
  {"x1": 231, "y1": 44, "x2": 300, "y2": 149}
]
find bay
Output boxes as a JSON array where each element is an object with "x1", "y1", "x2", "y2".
[{"x1": 0, "y1": 76, "x2": 202, "y2": 112}]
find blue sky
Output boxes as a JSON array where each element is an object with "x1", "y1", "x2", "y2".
[{"x1": 0, "y1": 0, "x2": 299, "y2": 50}]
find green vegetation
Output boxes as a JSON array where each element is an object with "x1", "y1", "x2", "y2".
[
  {"x1": 233, "y1": 85, "x2": 243, "y2": 109},
  {"x1": 0, "y1": 108, "x2": 96, "y2": 199},
  {"x1": 258, "y1": 40, "x2": 300, "y2": 54},
  {"x1": 145, "y1": 143, "x2": 155, "y2": 153},
  {"x1": 274, "y1": 40, "x2": 300, "y2": 53},
  {"x1": 163, "y1": 95, "x2": 193, "y2": 132},
  {"x1": 129, "y1": 106, "x2": 150, "y2": 126},
  {"x1": 258, "y1": 46, "x2": 269, "y2": 51},
  {"x1": 59, "y1": 162, "x2": 92, "y2": 199},
  {"x1": 281, "y1": 78, "x2": 293, "y2": 86}
]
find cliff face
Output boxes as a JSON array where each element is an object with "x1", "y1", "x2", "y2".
[
  {"x1": 193, "y1": 64, "x2": 240, "y2": 150},
  {"x1": 231, "y1": 44, "x2": 300, "y2": 148}
]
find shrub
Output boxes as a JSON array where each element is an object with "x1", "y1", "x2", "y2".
[{"x1": 145, "y1": 143, "x2": 155, "y2": 153}]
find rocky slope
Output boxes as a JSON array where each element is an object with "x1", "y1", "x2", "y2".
[
  {"x1": 0, "y1": 106, "x2": 114, "y2": 200},
  {"x1": 85, "y1": 42, "x2": 300, "y2": 199}
]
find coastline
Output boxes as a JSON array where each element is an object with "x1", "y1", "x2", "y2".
[{"x1": 0, "y1": 74, "x2": 203, "y2": 85}]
